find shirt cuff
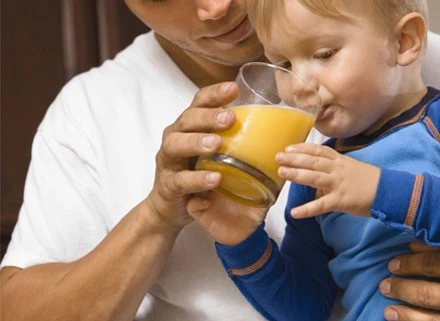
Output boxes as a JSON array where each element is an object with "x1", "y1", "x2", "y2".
[
  {"x1": 215, "y1": 224, "x2": 270, "y2": 273},
  {"x1": 371, "y1": 168, "x2": 418, "y2": 227}
]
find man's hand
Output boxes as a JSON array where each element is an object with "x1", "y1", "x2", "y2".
[
  {"x1": 145, "y1": 82, "x2": 238, "y2": 230},
  {"x1": 275, "y1": 143, "x2": 380, "y2": 219},
  {"x1": 186, "y1": 192, "x2": 267, "y2": 246},
  {"x1": 380, "y1": 242, "x2": 440, "y2": 320}
]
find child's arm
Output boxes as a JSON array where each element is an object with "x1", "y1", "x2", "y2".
[
  {"x1": 371, "y1": 169, "x2": 440, "y2": 246},
  {"x1": 215, "y1": 184, "x2": 338, "y2": 321},
  {"x1": 276, "y1": 143, "x2": 440, "y2": 246}
]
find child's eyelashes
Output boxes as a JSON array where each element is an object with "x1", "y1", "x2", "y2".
[
  {"x1": 273, "y1": 49, "x2": 338, "y2": 70},
  {"x1": 313, "y1": 49, "x2": 338, "y2": 60},
  {"x1": 272, "y1": 48, "x2": 338, "y2": 70}
]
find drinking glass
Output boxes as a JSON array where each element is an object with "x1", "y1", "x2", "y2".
[{"x1": 196, "y1": 62, "x2": 322, "y2": 207}]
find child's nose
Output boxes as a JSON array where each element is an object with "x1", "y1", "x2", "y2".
[
  {"x1": 291, "y1": 73, "x2": 318, "y2": 96},
  {"x1": 290, "y1": 73, "x2": 321, "y2": 111}
]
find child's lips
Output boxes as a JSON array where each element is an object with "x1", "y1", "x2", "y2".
[{"x1": 317, "y1": 105, "x2": 331, "y2": 120}]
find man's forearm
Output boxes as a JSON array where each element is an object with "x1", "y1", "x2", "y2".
[{"x1": 1, "y1": 200, "x2": 181, "y2": 321}]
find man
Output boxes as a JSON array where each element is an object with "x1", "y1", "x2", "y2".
[{"x1": 1, "y1": 1, "x2": 439, "y2": 320}]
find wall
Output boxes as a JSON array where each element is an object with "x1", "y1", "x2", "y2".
[{"x1": 428, "y1": 0, "x2": 440, "y2": 33}]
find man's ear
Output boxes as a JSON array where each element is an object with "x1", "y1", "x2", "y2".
[{"x1": 393, "y1": 12, "x2": 426, "y2": 66}]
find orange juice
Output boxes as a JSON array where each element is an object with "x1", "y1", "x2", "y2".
[{"x1": 196, "y1": 105, "x2": 315, "y2": 207}]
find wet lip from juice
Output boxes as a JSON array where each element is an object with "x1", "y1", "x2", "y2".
[{"x1": 317, "y1": 105, "x2": 331, "y2": 120}]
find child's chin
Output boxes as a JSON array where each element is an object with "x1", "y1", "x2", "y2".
[{"x1": 314, "y1": 123, "x2": 349, "y2": 139}]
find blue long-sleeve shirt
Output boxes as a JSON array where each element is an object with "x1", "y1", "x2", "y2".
[{"x1": 216, "y1": 87, "x2": 440, "y2": 321}]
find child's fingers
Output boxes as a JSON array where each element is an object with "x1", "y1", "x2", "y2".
[
  {"x1": 186, "y1": 196, "x2": 212, "y2": 221},
  {"x1": 278, "y1": 167, "x2": 333, "y2": 189},
  {"x1": 290, "y1": 195, "x2": 337, "y2": 218},
  {"x1": 276, "y1": 152, "x2": 333, "y2": 173},
  {"x1": 285, "y1": 143, "x2": 338, "y2": 160}
]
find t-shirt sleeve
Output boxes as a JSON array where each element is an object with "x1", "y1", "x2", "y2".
[
  {"x1": 215, "y1": 183, "x2": 337, "y2": 321},
  {"x1": 1, "y1": 77, "x2": 108, "y2": 269}
]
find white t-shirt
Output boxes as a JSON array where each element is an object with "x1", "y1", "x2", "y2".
[{"x1": 2, "y1": 31, "x2": 439, "y2": 321}]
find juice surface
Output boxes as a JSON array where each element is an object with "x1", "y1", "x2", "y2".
[{"x1": 219, "y1": 105, "x2": 315, "y2": 186}]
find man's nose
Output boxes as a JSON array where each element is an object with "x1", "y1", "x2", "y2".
[{"x1": 196, "y1": 0, "x2": 233, "y2": 21}]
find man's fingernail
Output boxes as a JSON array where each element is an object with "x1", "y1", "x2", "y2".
[
  {"x1": 286, "y1": 145, "x2": 296, "y2": 152},
  {"x1": 384, "y1": 308, "x2": 399, "y2": 321},
  {"x1": 379, "y1": 280, "x2": 391, "y2": 294},
  {"x1": 206, "y1": 172, "x2": 220, "y2": 184},
  {"x1": 202, "y1": 135, "x2": 216, "y2": 148},
  {"x1": 388, "y1": 259, "x2": 400, "y2": 273},
  {"x1": 275, "y1": 153, "x2": 285, "y2": 162},
  {"x1": 220, "y1": 82, "x2": 232, "y2": 94},
  {"x1": 217, "y1": 110, "x2": 229, "y2": 124}
]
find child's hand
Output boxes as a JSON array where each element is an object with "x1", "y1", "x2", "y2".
[
  {"x1": 276, "y1": 143, "x2": 381, "y2": 219},
  {"x1": 186, "y1": 191, "x2": 267, "y2": 246}
]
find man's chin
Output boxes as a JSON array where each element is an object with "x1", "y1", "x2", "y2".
[
  {"x1": 213, "y1": 47, "x2": 264, "y2": 67},
  {"x1": 200, "y1": 34, "x2": 264, "y2": 66}
]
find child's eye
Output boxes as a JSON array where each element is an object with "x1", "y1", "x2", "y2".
[{"x1": 313, "y1": 49, "x2": 337, "y2": 60}]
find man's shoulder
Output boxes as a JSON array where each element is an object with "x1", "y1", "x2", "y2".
[
  {"x1": 37, "y1": 31, "x2": 155, "y2": 139},
  {"x1": 80, "y1": 31, "x2": 160, "y2": 83},
  {"x1": 72, "y1": 31, "x2": 191, "y2": 102},
  {"x1": 39, "y1": 30, "x2": 194, "y2": 144},
  {"x1": 55, "y1": 31, "x2": 173, "y2": 109}
]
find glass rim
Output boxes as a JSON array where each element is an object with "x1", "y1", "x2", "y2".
[{"x1": 237, "y1": 61, "x2": 323, "y2": 111}]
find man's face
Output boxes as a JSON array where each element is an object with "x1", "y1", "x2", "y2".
[{"x1": 124, "y1": 0, "x2": 264, "y2": 66}]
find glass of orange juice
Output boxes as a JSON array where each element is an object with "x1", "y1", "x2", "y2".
[{"x1": 196, "y1": 62, "x2": 322, "y2": 208}]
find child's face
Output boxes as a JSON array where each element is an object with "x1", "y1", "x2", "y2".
[{"x1": 263, "y1": 1, "x2": 404, "y2": 138}]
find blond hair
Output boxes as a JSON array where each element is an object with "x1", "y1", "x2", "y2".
[{"x1": 248, "y1": 0, "x2": 428, "y2": 39}]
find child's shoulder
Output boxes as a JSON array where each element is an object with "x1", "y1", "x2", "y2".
[
  {"x1": 322, "y1": 138, "x2": 337, "y2": 150},
  {"x1": 424, "y1": 86, "x2": 440, "y2": 136}
]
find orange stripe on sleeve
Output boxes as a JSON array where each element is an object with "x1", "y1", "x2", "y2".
[
  {"x1": 228, "y1": 241, "x2": 273, "y2": 276},
  {"x1": 423, "y1": 117, "x2": 440, "y2": 142},
  {"x1": 404, "y1": 175, "x2": 424, "y2": 227}
]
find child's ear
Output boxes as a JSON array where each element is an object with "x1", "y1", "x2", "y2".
[{"x1": 393, "y1": 12, "x2": 426, "y2": 66}]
